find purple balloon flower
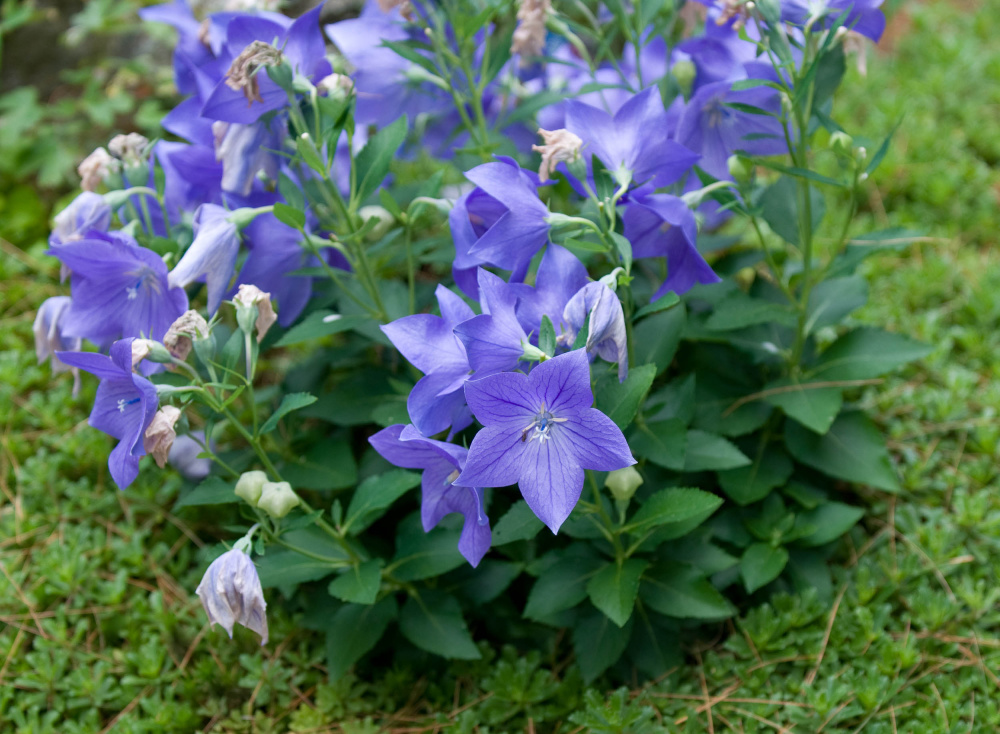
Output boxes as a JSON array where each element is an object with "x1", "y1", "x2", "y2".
[
  {"x1": 454, "y1": 269, "x2": 532, "y2": 377},
  {"x1": 455, "y1": 349, "x2": 635, "y2": 533},
  {"x1": 168, "y1": 204, "x2": 241, "y2": 315},
  {"x1": 563, "y1": 281, "x2": 629, "y2": 382},
  {"x1": 49, "y1": 192, "x2": 112, "y2": 247},
  {"x1": 781, "y1": 0, "x2": 885, "y2": 42},
  {"x1": 512, "y1": 243, "x2": 589, "y2": 338},
  {"x1": 50, "y1": 232, "x2": 188, "y2": 345},
  {"x1": 381, "y1": 285, "x2": 475, "y2": 438},
  {"x1": 57, "y1": 338, "x2": 159, "y2": 490},
  {"x1": 369, "y1": 424, "x2": 491, "y2": 566}
]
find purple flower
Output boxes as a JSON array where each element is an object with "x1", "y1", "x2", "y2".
[
  {"x1": 511, "y1": 243, "x2": 589, "y2": 338},
  {"x1": 564, "y1": 87, "x2": 699, "y2": 189},
  {"x1": 56, "y1": 338, "x2": 159, "y2": 490},
  {"x1": 563, "y1": 281, "x2": 629, "y2": 382},
  {"x1": 455, "y1": 349, "x2": 635, "y2": 533},
  {"x1": 454, "y1": 269, "x2": 532, "y2": 377},
  {"x1": 33, "y1": 296, "x2": 82, "y2": 395},
  {"x1": 622, "y1": 192, "x2": 720, "y2": 299},
  {"x1": 781, "y1": 0, "x2": 885, "y2": 42},
  {"x1": 168, "y1": 204, "x2": 241, "y2": 315},
  {"x1": 196, "y1": 548, "x2": 268, "y2": 645},
  {"x1": 369, "y1": 424, "x2": 491, "y2": 566},
  {"x1": 50, "y1": 232, "x2": 188, "y2": 345},
  {"x1": 49, "y1": 192, "x2": 112, "y2": 247},
  {"x1": 381, "y1": 285, "x2": 475, "y2": 438}
]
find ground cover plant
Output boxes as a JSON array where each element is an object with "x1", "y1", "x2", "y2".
[{"x1": 2, "y1": 0, "x2": 999, "y2": 730}]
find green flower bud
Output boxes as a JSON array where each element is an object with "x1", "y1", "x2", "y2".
[
  {"x1": 672, "y1": 60, "x2": 696, "y2": 97},
  {"x1": 727, "y1": 154, "x2": 754, "y2": 185},
  {"x1": 257, "y1": 481, "x2": 300, "y2": 518},
  {"x1": 605, "y1": 466, "x2": 643, "y2": 502},
  {"x1": 829, "y1": 131, "x2": 854, "y2": 155},
  {"x1": 235, "y1": 470, "x2": 268, "y2": 506},
  {"x1": 358, "y1": 205, "x2": 395, "y2": 241}
]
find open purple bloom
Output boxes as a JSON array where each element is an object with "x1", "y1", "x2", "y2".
[
  {"x1": 511, "y1": 244, "x2": 589, "y2": 338},
  {"x1": 56, "y1": 338, "x2": 159, "y2": 490},
  {"x1": 461, "y1": 157, "x2": 551, "y2": 273},
  {"x1": 565, "y1": 87, "x2": 700, "y2": 189},
  {"x1": 564, "y1": 281, "x2": 629, "y2": 382},
  {"x1": 454, "y1": 269, "x2": 531, "y2": 377},
  {"x1": 781, "y1": 0, "x2": 885, "y2": 42},
  {"x1": 623, "y1": 192, "x2": 720, "y2": 299},
  {"x1": 382, "y1": 285, "x2": 475, "y2": 438},
  {"x1": 51, "y1": 232, "x2": 188, "y2": 345},
  {"x1": 168, "y1": 204, "x2": 241, "y2": 315},
  {"x1": 369, "y1": 424, "x2": 491, "y2": 566},
  {"x1": 455, "y1": 349, "x2": 635, "y2": 533}
]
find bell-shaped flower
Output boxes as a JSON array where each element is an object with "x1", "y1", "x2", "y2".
[
  {"x1": 196, "y1": 548, "x2": 268, "y2": 645},
  {"x1": 564, "y1": 281, "x2": 629, "y2": 382},
  {"x1": 511, "y1": 244, "x2": 589, "y2": 339},
  {"x1": 213, "y1": 120, "x2": 286, "y2": 196},
  {"x1": 168, "y1": 204, "x2": 240, "y2": 315},
  {"x1": 34, "y1": 296, "x2": 81, "y2": 374},
  {"x1": 565, "y1": 86, "x2": 700, "y2": 190},
  {"x1": 168, "y1": 433, "x2": 212, "y2": 481},
  {"x1": 622, "y1": 192, "x2": 720, "y2": 299},
  {"x1": 49, "y1": 192, "x2": 111, "y2": 247},
  {"x1": 381, "y1": 285, "x2": 475, "y2": 438},
  {"x1": 369, "y1": 424, "x2": 491, "y2": 566},
  {"x1": 455, "y1": 349, "x2": 635, "y2": 533},
  {"x1": 50, "y1": 232, "x2": 188, "y2": 345},
  {"x1": 56, "y1": 338, "x2": 159, "y2": 490},
  {"x1": 454, "y1": 269, "x2": 533, "y2": 377}
]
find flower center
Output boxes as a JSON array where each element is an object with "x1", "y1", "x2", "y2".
[
  {"x1": 521, "y1": 404, "x2": 567, "y2": 444},
  {"x1": 705, "y1": 96, "x2": 731, "y2": 129},
  {"x1": 117, "y1": 397, "x2": 141, "y2": 413},
  {"x1": 123, "y1": 266, "x2": 161, "y2": 301}
]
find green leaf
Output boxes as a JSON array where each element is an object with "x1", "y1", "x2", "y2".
[
  {"x1": 706, "y1": 291, "x2": 797, "y2": 331},
  {"x1": 279, "y1": 441, "x2": 357, "y2": 491},
  {"x1": 684, "y1": 430, "x2": 751, "y2": 472},
  {"x1": 805, "y1": 276, "x2": 868, "y2": 333},
  {"x1": 327, "y1": 559, "x2": 382, "y2": 605},
  {"x1": 759, "y1": 176, "x2": 825, "y2": 246},
  {"x1": 353, "y1": 115, "x2": 408, "y2": 204},
  {"x1": 398, "y1": 592, "x2": 481, "y2": 660},
  {"x1": 586, "y1": 559, "x2": 648, "y2": 627},
  {"x1": 492, "y1": 501, "x2": 544, "y2": 545},
  {"x1": 343, "y1": 470, "x2": 420, "y2": 534},
  {"x1": 326, "y1": 597, "x2": 397, "y2": 680},
  {"x1": 259, "y1": 392, "x2": 317, "y2": 435},
  {"x1": 572, "y1": 611, "x2": 633, "y2": 683},
  {"x1": 609, "y1": 231, "x2": 633, "y2": 273},
  {"x1": 764, "y1": 378, "x2": 843, "y2": 435},
  {"x1": 624, "y1": 488, "x2": 722, "y2": 535},
  {"x1": 173, "y1": 476, "x2": 238, "y2": 509},
  {"x1": 539, "y1": 314, "x2": 556, "y2": 357},
  {"x1": 741, "y1": 543, "x2": 789, "y2": 593},
  {"x1": 808, "y1": 327, "x2": 932, "y2": 381},
  {"x1": 717, "y1": 445, "x2": 793, "y2": 505},
  {"x1": 794, "y1": 502, "x2": 865, "y2": 547},
  {"x1": 272, "y1": 202, "x2": 305, "y2": 230},
  {"x1": 633, "y1": 291, "x2": 680, "y2": 320},
  {"x1": 256, "y1": 548, "x2": 344, "y2": 588},
  {"x1": 523, "y1": 550, "x2": 603, "y2": 622},
  {"x1": 595, "y1": 363, "x2": 657, "y2": 430},
  {"x1": 274, "y1": 312, "x2": 367, "y2": 347},
  {"x1": 785, "y1": 411, "x2": 900, "y2": 492},
  {"x1": 633, "y1": 303, "x2": 685, "y2": 374},
  {"x1": 646, "y1": 373, "x2": 696, "y2": 425},
  {"x1": 641, "y1": 565, "x2": 737, "y2": 620},
  {"x1": 391, "y1": 519, "x2": 465, "y2": 581},
  {"x1": 866, "y1": 118, "x2": 902, "y2": 176},
  {"x1": 628, "y1": 419, "x2": 686, "y2": 470}
]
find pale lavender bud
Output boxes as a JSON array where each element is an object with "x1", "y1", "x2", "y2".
[
  {"x1": 225, "y1": 41, "x2": 283, "y2": 104},
  {"x1": 196, "y1": 548, "x2": 268, "y2": 645},
  {"x1": 532, "y1": 128, "x2": 583, "y2": 183},
  {"x1": 234, "y1": 284, "x2": 277, "y2": 342},
  {"x1": 144, "y1": 405, "x2": 182, "y2": 469},
  {"x1": 77, "y1": 148, "x2": 119, "y2": 192},
  {"x1": 164, "y1": 310, "x2": 210, "y2": 361},
  {"x1": 108, "y1": 133, "x2": 150, "y2": 165}
]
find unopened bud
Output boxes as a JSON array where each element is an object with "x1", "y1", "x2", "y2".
[
  {"x1": 605, "y1": 466, "x2": 643, "y2": 502},
  {"x1": 317, "y1": 73, "x2": 355, "y2": 98},
  {"x1": 108, "y1": 133, "x2": 150, "y2": 166},
  {"x1": 829, "y1": 131, "x2": 854, "y2": 155},
  {"x1": 77, "y1": 148, "x2": 120, "y2": 192},
  {"x1": 727, "y1": 154, "x2": 754, "y2": 184},
  {"x1": 164, "y1": 310, "x2": 210, "y2": 361},
  {"x1": 235, "y1": 470, "x2": 269, "y2": 506},
  {"x1": 671, "y1": 59, "x2": 696, "y2": 96},
  {"x1": 143, "y1": 405, "x2": 182, "y2": 469},
  {"x1": 358, "y1": 205, "x2": 395, "y2": 241},
  {"x1": 234, "y1": 284, "x2": 277, "y2": 342},
  {"x1": 257, "y1": 481, "x2": 299, "y2": 518}
]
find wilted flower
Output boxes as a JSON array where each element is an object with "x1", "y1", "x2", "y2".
[
  {"x1": 108, "y1": 133, "x2": 151, "y2": 165},
  {"x1": 77, "y1": 147, "x2": 119, "y2": 192},
  {"x1": 144, "y1": 405, "x2": 182, "y2": 469},
  {"x1": 225, "y1": 41, "x2": 284, "y2": 104},
  {"x1": 168, "y1": 204, "x2": 241, "y2": 315},
  {"x1": 196, "y1": 548, "x2": 268, "y2": 645},
  {"x1": 257, "y1": 481, "x2": 299, "y2": 518},
  {"x1": 512, "y1": 0, "x2": 550, "y2": 60},
  {"x1": 33, "y1": 296, "x2": 80, "y2": 373},
  {"x1": 233, "y1": 284, "x2": 277, "y2": 342},
  {"x1": 532, "y1": 128, "x2": 583, "y2": 183},
  {"x1": 164, "y1": 310, "x2": 210, "y2": 361}
]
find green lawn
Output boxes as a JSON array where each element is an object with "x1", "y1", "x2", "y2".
[{"x1": 2, "y1": 1, "x2": 999, "y2": 731}]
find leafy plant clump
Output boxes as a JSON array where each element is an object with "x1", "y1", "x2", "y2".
[{"x1": 26, "y1": 0, "x2": 929, "y2": 684}]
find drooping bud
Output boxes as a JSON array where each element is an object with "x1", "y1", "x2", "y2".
[
  {"x1": 532, "y1": 128, "x2": 583, "y2": 183},
  {"x1": 233, "y1": 284, "x2": 277, "y2": 342},
  {"x1": 317, "y1": 73, "x2": 355, "y2": 99},
  {"x1": 563, "y1": 281, "x2": 629, "y2": 382},
  {"x1": 77, "y1": 148, "x2": 120, "y2": 192},
  {"x1": 605, "y1": 466, "x2": 643, "y2": 502},
  {"x1": 108, "y1": 133, "x2": 151, "y2": 166},
  {"x1": 143, "y1": 405, "x2": 182, "y2": 468},
  {"x1": 196, "y1": 548, "x2": 268, "y2": 645},
  {"x1": 829, "y1": 131, "x2": 854, "y2": 156},
  {"x1": 34, "y1": 297, "x2": 80, "y2": 373},
  {"x1": 164, "y1": 310, "x2": 210, "y2": 361},
  {"x1": 840, "y1": 30, "x2": 869, "y2": 76},
  {"x1": 511, "y1": 0, "x2": 551, "y2": 61},
  {"x1": 225, "y1": 41, "x2": 283, "y2": 104},
  {"x1": 235, "y1": 470, "x2": 268, "y2": 506},
  {"x1": 257, "y1": 481, "x2": 300, "y2": 518}
]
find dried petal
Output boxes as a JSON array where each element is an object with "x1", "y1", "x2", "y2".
[{"x1": 143, "y1": 405, "x2": 182, "y2": 469}]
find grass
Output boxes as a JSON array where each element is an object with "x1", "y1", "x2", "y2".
[{"x1": 2, "y1": 0, "x2": 1000, "y2": 730}]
